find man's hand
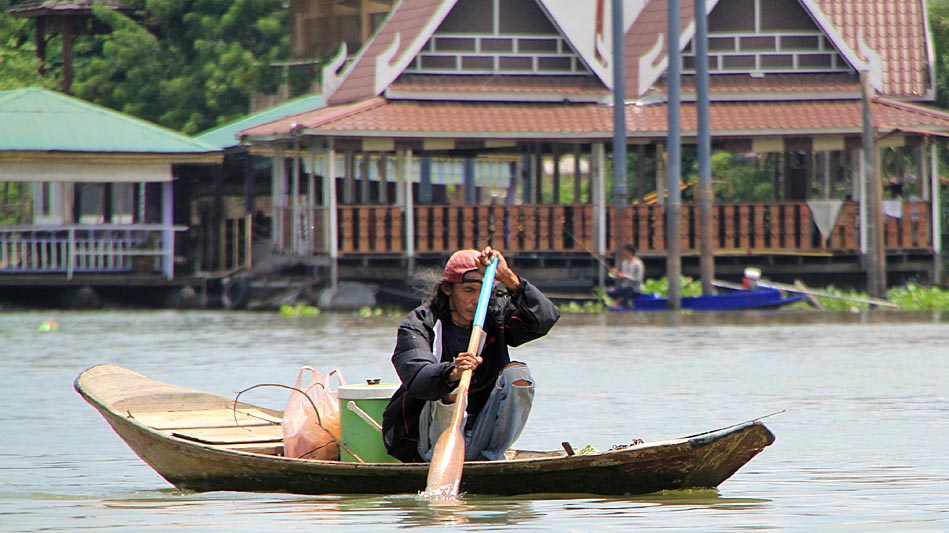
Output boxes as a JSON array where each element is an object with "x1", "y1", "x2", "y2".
[
  {"x1": 448, "y1": 351, "x2": 482, "y2": 382},
  {"x1": 480, "y1": 246, "x2": 520, "y2": 291}
]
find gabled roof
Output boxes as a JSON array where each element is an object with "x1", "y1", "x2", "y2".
[
  {"x1": 809, "y1": 0, "x2": 932, "y2": 98},
  {"x1": 0, "y1": 87, "x2": 219, "y2": 159},
  {"x1": 324, "y1": 0, "x2": 935, "y2": 103},
  {"x1": 325, "y1": 0, "x2": 623, "y2": 105},
  {"x1": 628, "y1": 0, "x2": 933, "y2": 99},
  {"x1": 327, "y1": 0, "x2": 458, "y2": 105},
  {"x1": 195, "y1": 94, "x2": 326, "y2": 149}
]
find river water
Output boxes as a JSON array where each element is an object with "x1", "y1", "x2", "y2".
[{"x1": 1, "y1": 309, "x2": 947, "y2": 532}]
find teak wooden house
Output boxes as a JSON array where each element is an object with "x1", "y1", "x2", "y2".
[{"x1": 232, "y1": 0, "x2": 949, "y2": 295}]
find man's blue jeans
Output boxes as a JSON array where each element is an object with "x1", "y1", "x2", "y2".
[{"x1": 417, "y1": 363, "x2": 534, "y2": 461}]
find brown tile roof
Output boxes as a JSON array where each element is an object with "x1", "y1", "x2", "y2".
[
  {"x1": 812, "y1": 0, "x2": 931, "y2": 97},
  {"x1": 242, "y1": 99, "x2": 613, "y2": 140},
  {"x1": 328, "y1": 0, "x2": 454, "y2": 105},
  {"x1": 241, "y1": 97, "x2": 388, "y2": 141},
  {"x1": 628, "y1": 98, "x2": 949, "y2": 137},
  {"x1": 240, "y1": 97, "x2": 949, "y2": 141},
  {"x1": 676, "y1": 73, "x2": 861, "y2": 98},
  {"x1": 388, "y1": 74, "x2": 609, "y2": 101}
]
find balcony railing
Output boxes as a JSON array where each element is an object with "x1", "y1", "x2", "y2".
[
  {"x1": 0, "y1": 224, "x2": 184, "y2": 278},
  {"x1": 270, "y1": 200, "x2": 932, "y2": 258}
]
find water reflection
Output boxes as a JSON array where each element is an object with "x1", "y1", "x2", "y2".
[
  {"x1": 604, "y1": 309, "x2": 948, "y2": 326},
  {"x1": 385, "y1": 495, "x2": 541, "y2": 529}
]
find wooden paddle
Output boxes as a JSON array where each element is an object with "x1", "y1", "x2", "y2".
[{"x1": 422, "y1": 257, "x2": 498, "y2": 498}]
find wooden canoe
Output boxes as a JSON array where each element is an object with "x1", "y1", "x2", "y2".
[{"x1": 75, "y1": 364, "x2": 775, "y2": 496}]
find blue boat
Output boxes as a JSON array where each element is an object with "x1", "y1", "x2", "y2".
[{"x1": 611, "y1": 288, "x2": 805, "y2": 311}]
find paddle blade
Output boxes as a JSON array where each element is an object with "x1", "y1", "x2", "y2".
[{"x1": 422, "y1": 424, "x2": 465, "y2": 498}]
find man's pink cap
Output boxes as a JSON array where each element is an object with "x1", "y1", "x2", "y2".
[{"x1": 441, "y1": 249, "x2": 482, "y2": 284}]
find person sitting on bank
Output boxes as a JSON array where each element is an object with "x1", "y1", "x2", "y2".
[
  {"x1": 382, "y1": 246, "x2": 561, "y2": 463},
  {"x1": 608, "y1": 244, "x2": 645, "y2": 307}
]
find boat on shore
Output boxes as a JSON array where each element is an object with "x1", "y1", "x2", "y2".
[
  {"x1": 611, "y1": 288, "x2": 805, "y2": 312},
  {"x1": 75, "y1": 365, "x2": 776, "y2": 496}
]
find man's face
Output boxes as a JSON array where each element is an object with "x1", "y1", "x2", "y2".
[{"x1": 443, "y1": 274, "x2": 483, "y2": 326}]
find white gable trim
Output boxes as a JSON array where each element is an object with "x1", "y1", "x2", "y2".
[
  {"x1": 321, "y1": 43, "x2": 349, "y2": 98},
  {"x1": 921, "y1": 0, "x2": 937, "y2": 99},
  {"x1": 373, "y1": 1, "x2": 458, "y2": 97},
  {"x1": 638, "y1": 0, "x2": 721, "y2": 98},
  {"x1": 856, "y1": 31, "x2": 884, "y2": 91},
  {"x1": 639, "y1": 34, "x2": 665, "y2": 98},
  {"x1": 538, "y1": 0, "x2": 644, "y2": 89},
  {"x1": 323, "y1": 1, "x2": 458, "y2": 102},
  {"x1": 798, "y1": 0, "x2": 872, "y2": 84}
]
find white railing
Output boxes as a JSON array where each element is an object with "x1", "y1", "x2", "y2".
[{"x1": 0, "y1": 224, "x2": 185, "y2": 279}]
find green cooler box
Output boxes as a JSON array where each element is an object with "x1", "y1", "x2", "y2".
[{"x1": 338, "y1": 381, "x2": 400, "y2": 463}]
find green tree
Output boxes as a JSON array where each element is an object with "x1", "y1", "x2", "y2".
[
  {"x1": 0, "y1": 1, "x2": 54, "y2": 90},
  {"x1": 710, "y1": 151, "x2": 775, "y2": 202},
  {"x1": 69, "y1": 0, "x2": 289, "y2": 134}
]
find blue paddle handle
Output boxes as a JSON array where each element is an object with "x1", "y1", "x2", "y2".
[{"x1": 473, "y1": 258, "x2": 498, "y2": 329}]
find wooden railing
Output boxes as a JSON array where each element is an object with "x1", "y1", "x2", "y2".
[
  {"x1": 0, "y1": 225, "x2": 183, "y2": 278},
  {"x1": 321, "y1": 201, "x2": 932, "y2": 256}
]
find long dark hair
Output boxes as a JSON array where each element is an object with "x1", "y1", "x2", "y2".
[{"x1": 430, "y1": 282, "x2": 452, "y2": 320}]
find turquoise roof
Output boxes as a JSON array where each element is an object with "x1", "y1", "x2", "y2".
[
  {"x1": 0, "y1": 87, "x2": 218, "y2": 154},
  {"x1": 195, "y1": 94, "x2": 326, "y2": 149}
]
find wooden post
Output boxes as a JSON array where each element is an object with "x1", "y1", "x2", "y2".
[
  {"x1": 666, "y1": 0, "x2": 682, "y2": 309},
  {"x1": 552, "y1": 142, "x2": 561, "y2": 205},
  {"x1": 695, "y1": 0, "x2": 714, "y2": 295},
  {"x1": 271, "y1": 146, "x2": 286, "y2": 247},
  {"x1": 862, "y1": 71, "x2": 886, "y2": 297},
  {"x1": 573, "y1": 144, "x2": 583, "y2": 203},
  {"x1": 611, "y1": 0, "x2": 628, "y2": 268}
]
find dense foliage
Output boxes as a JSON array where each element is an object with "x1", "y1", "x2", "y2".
[
  {"x1": 1, "y1": 0, "x2": 289, "y2": 134},
  {"x1": 0, "y1": 1, "x2": 52, "y2": 90}
]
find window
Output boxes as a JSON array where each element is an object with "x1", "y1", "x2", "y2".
[
  {"x1": 77, "y1": 183, "x2": 104, "y2": 225},
  {"x1": 111, "y1": 183, "x2": 134, "y2": 224},
  {"x1": 33, "y1": 182, "x2": 64, "y2": 225}
]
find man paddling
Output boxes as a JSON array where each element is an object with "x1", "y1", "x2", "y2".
[{"x1": 382, "y1": 246, "x2": 561, "y2": 463}]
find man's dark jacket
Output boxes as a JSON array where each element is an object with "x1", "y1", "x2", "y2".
[{"x1": 382, "y1": 279, "x2": 561, "y2": 462}]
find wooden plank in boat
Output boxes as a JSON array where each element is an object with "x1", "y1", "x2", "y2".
[
  {"x1": 129, "y1": 408, "x2": 281, "y2": 430},
  {"x1": 169, "y1": 424, "x2": 284, "y2": 445}
]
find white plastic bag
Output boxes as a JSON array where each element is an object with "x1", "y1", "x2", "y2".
[{"x1": 282, "y1": 367, "x2": 345, "y2": 460}]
